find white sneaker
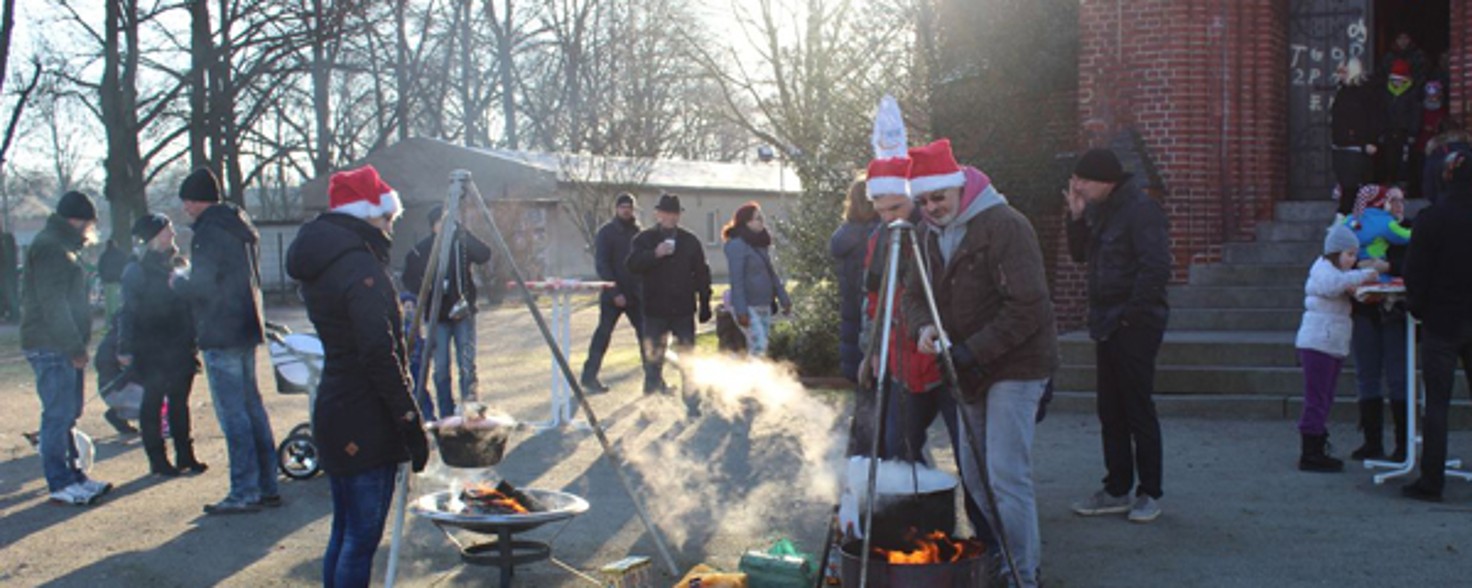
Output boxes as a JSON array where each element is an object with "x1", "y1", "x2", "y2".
[
  {"x1": 49, "y1": 483, "x2": 97, "y2": 506},
  {"x1": 1128, "y1": 495, "x2": 1162, "y2": 523},
  {"x1": 80, "y1": 479, "x2": 113, "y2": 499},
  {"x1": 1071, "y1": 490, "x2": 1132, "y2": 516}
]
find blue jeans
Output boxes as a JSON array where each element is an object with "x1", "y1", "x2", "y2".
[
  {"x1": 956, "y1": 378, "x2": 1047, "y2": 588},
  {"x1": 27, "y1": 351, "x2": 86, "y2": 492},
  {"x1": 1351, "y1": 310, "x2": 1407, "y2": 401},
  {"x1": 324, "y1": 463, "x2": 398, "y2": 588},
  {"x1": 743, "y1": 306, "x2": 773, "y2": 357},
  {"x1": 431, "y1": 318, "x2": 478, "y2": 419},
  {"x1": 203, "y1": 347, "x2": 279, "y2": 502}
]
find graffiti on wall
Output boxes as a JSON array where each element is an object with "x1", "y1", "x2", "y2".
[{"x1": 1288, "y1": 0, "x2": 1372, "y2": 200}]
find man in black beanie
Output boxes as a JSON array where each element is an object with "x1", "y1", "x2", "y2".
[
  {"x1": 171, "y1": 167, "x2": 277, "y2": 514},
  {"x1": 22, "y1": 190, "x2": 112, "y2": 505},
  {"x1": 400, "y1": 202, "x2": 491, "y2": 420},
  {"x1": 1064, "y1": 148, "x2": 1172, "y2": 523},
  {"x1": 580, "y1": 193, "x2": 644, "y2": 393}
]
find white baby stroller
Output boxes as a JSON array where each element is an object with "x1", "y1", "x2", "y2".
[{"x1": 267, "y1": 321, "x2": 324, "y2": 480}]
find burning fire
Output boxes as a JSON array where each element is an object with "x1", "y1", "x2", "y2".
[
  {"x1": 461, "y1": 481, "x2": 530, "y2": 514},
  {"x1": 874, "y1": 530, "x2": 984, "y2": 565}
]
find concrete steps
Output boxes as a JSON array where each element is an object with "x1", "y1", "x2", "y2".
[{"x1": 1053, "y1": 198, "x2": 1469, "y2": 418}]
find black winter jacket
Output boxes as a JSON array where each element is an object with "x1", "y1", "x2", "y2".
[
  {"x1": 401, "y1": 231, "x2": 492, "y2": 322},
  {"x1": 829, "y1": 219, "x2": 877, "y2": 382},
  {"x1": 118, "y1": 248, "x2": 198, "y2": 371},
  {"x1": 287, "y1": 213, "x2": 422, "y2": 477},
  {"x1": 174, "y1": 204, "x2": 265, "y2": 349},
  {"x1": 20, "y1": 215, "x2": 92, "y2": 357},
  {"x1": 97, "y1": 242, "x2": 129, "y2": 284},
  {"x1": 1331, "y1": 83, "x2": 1383, "y2": 148},
  {"x1": 1384, "y1": 85, "x2": 1422, "y2": 138},
  {"x1": 626, "y1": 226, "x2": 711, "y2": 318},
  {"x1": 1404, "y1": 189, "x2": 1472, "y2": 337},
  {"x1": 1067, "y1": 177, "x2": 1172, "y2": 341},
  {"x1": 595, "y1": 217, "x2": 641, "y2": 300}
]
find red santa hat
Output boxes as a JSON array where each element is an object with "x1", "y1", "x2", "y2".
[
  {"x1": 1389, "y1": 59, "x2": 1412, "y2": 79},
  {"x1": 907, "y1": 139, "x2": 966, "y2": 194},
  {"x1": 866, "y1": 157, "x2": 911, "y2": 199},
  {"x1": 329, "y1": 165, "x2": 402, "y2": 220}
]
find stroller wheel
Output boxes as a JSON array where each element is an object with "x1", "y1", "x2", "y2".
[
  {"x1": 288, "y1": 422, "x2": 313, "y2": 439},
  {"x1": 277, "y1": 432, "x2": 320, "y2": 480}
]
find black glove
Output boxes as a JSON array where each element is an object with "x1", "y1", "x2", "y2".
[
  {"x1": 1036, "y1": 378, "x2": 1055, "y2": 423},
  {"x1": 944, "y1": 343, "x2": 987, "y2": 394},
  {"x1": 699, "y1": 302, "x2": 713, "y2": 324},
  {"x1": 402, "y1": 420, "x2": 430, "y2": 473}
]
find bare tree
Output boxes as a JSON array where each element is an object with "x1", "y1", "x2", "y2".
[{"x1": 557, "y1": 151, "x2": 653, "y2": 250}]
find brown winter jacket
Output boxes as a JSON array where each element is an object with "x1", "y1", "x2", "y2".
[{"x1": 902, "y1": 203, "x2": 1059, "y2": 404}]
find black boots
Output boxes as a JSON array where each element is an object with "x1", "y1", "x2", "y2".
[
  {"x1": 1299, "y1": 433, "x2": 1344, "y2": 472},
  {"x1": 144, "y1": 437, "x2": 179, "y2": 477},
  {"x1": 174, "y1": 439, "x2": 209, "y2": 475},
  {"x1": 1351, "y1": 400, "x2": 1385, "y2": 460},
  {"x1": 1388, "y1": 400, "x2": 1409, "y2": 462}
]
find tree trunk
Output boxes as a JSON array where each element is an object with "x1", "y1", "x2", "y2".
[
  {"x1": 310, "y1": 0, "x2": 332, "y2": 176},
  {"x1": 494, "y1": 0, "x2": 518, "y2": 149},
  {"x1": 394, "y1": 0, "x2": 410, "y2": 143},
  {"x1": 101, "y1": 0, "x2": 148, "y2": 243},
  {"x1": 189, "y1": 0, "x2": 210, "y2": 169}
]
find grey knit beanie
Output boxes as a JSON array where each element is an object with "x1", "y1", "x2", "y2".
[{"x1": 1324, "y1": 224, "x2": 1359, "y2": 256}]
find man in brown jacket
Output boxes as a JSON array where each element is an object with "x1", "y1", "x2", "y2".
[{"x1": 903, "y1": 139, "x2": 1059, "y2": 588}]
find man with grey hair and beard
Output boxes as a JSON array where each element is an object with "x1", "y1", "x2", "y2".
[{"x1": 902, "y1": 139, "x2": 1059, "y2": 587}]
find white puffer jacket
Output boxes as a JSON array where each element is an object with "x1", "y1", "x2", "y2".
[{"x1": 1295, "y1": 257, "x2": 1376, "y2": 357}]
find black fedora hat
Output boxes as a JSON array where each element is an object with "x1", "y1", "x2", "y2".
[{"x1": 655, "y1": 193, "x2": 683, "y2": 213}]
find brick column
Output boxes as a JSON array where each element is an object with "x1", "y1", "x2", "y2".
[{"x1": 1056, "y1": 0, "x2": 1288, "y2": 332}]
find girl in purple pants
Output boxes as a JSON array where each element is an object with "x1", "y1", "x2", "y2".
[{"x1": 1295, "y1": 224, "x2": 1378, "y2": 472}]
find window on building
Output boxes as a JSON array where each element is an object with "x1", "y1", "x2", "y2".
[{"x1": 706, "y1": 210, "x2": 721, "y2": 246}]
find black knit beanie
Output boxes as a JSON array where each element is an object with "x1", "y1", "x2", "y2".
[
  {"x1": 179, "y1": 167, "x2": 222, "y2": 202},
  {"x1": 1073, "y1": 148, "x2": 1126, "y2": 184},
  {"x1": 131, "y1": 213, "x2": 171, "y2": 242},
  {"x1": 57, "y1": 191, "x2": 97, "y2": 221}
]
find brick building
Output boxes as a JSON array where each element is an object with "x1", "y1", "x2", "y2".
[{"x1": 933, "y1": 0, "x2": 1472, "y2": 330}]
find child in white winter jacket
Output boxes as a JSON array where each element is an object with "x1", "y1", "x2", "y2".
[{"x1": 1296, "y1": 224, "x2": 1379, "y2": 472}]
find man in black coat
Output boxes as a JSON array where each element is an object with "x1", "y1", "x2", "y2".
[
  {"x1": 626, "y1": 193, "x2": 711, "y2": 396},
  {"x1": 287, "y1": 165, "x2": 429, "y2": 587},
  {"x1": 118, "y1": 213, "x2": 206, "y2": 477},
  {"x1": 400, "y1": 204, "x2": 492, "y2": 420},
  {"x1": 580, "y1": 193, "x2": 644, "y2": 392},
  {"x1": 1065, "y1": 149, "x2": 1173, "y2": 523},
  {"x1": 1400, "y1": 145, "x2": 1472, "y2": 502},
  {"x1": 171, "y1": 167, "x2": 277, "y2": 514}
]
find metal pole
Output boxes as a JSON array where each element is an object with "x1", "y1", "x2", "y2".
[
  {"x1": 858, "y1": 220, "x2": 905, "y2": 588},
  {"x1": 456, "y1": 170, "x2": 681, "y2": 577},
  {"x1": 901, "y1": 220, "x2": 1024, "y2": 588},
  {"x1": 384, "y1": 462, "x2": 411, "y2": 587}
]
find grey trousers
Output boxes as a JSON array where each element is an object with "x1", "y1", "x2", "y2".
[{"x1": 956, "y1": 378, "x2": 1047, "y2": 588}]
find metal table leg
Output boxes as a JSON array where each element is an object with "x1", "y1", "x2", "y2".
[{"x1": 1366, "y1": 316, "x2": 1472, "y2": 484}]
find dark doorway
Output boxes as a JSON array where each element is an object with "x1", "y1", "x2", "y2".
[
  {"x1": 1372, "y1": 0, "x2": 1451, "y2": 197},
  {"x1": 1374, "y1": 0, "x2": 1451, "y2": 72}
]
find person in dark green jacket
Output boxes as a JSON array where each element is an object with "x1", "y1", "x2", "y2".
[{"x1": 22, "y1": 191, "x2": 113, "y2": 506}]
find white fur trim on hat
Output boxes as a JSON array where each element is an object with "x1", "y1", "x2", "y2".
[
  {"x1": 332, "y1": 190, "x2": 402, "y2": 220},
  {"x1": 866, "y1": 177, "x2": 909, "y2": 198},
  {"x1": 908, "y1": 171, "x2": 966, "y2": 195}
]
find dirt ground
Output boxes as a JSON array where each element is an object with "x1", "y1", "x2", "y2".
[{"x1": 3, "y1": 298, "x2": 1472, "y2": 587}]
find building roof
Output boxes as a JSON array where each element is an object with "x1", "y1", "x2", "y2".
[{"x1": 469, "y1": 144, "x2": 800, "y2": 194}]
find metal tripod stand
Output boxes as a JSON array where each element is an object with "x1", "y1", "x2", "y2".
[
  {"x1": 400, "y1": 170, "x2": 680, "y2": 578},
  {"x1": 857, "y1": 218, "x2": 1024, "y2": 588}
]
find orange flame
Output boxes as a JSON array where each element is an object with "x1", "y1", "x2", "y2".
[
  {"x1": 462, "y1": 481, "x2": 530, "y2": 514},
  {"x1": 873, "y1": 530, "x2": 984, "y2": 565}
]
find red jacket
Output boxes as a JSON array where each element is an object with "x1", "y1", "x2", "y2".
[{"x1": 864, "y1": 228, "x2": 941, "y2": 394}]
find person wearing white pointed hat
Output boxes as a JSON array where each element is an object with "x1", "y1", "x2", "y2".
[{"x1": 903, "y1": 138, "x2": 1058, "y2": 587}]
